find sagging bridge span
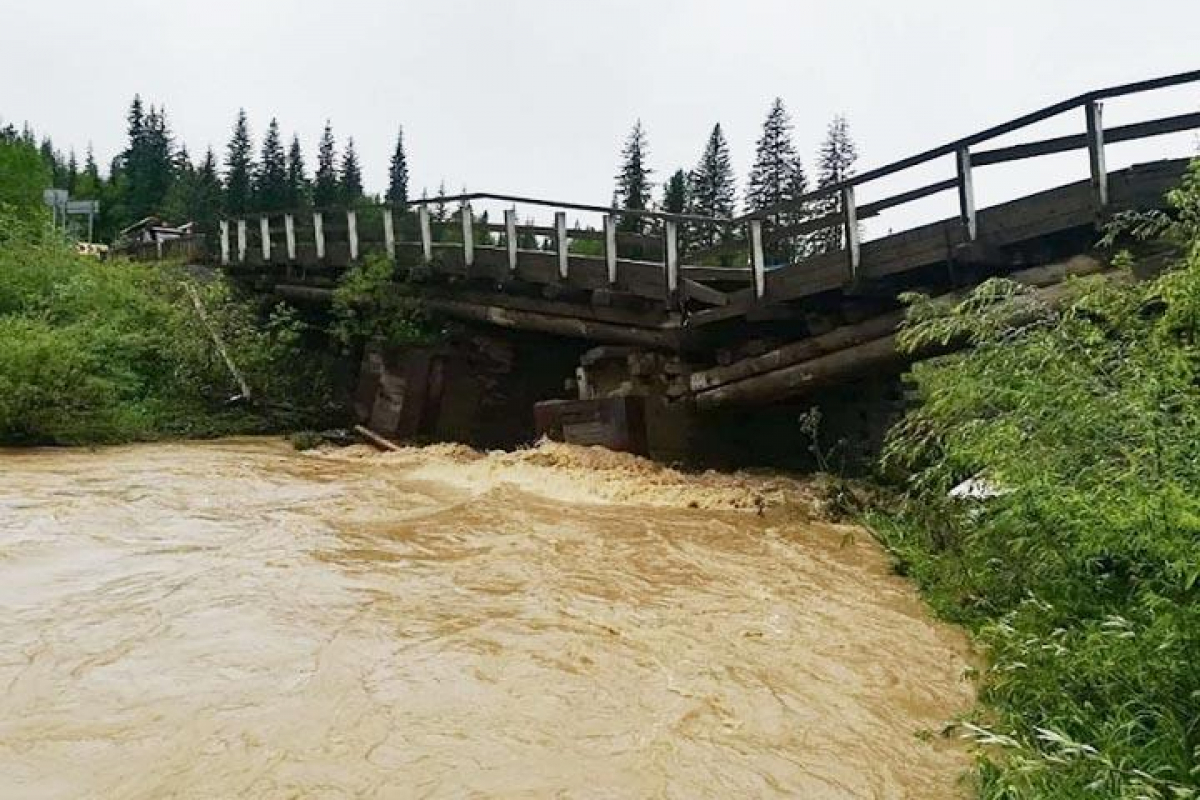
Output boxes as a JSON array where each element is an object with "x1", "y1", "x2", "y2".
[{"x1": 182, "y1": 70, "x2": 1200, "y2": 458}]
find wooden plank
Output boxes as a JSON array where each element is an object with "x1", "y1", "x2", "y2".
[
  {"x1": 957, "y1": 147, "x2": 977, "y2": 241},
  {"x1": 237, "y1": 219, "x2": 247, "y2": 263},
  {"x1": 434, "y1": 287, "x2": 673, "y2": 328},
  {"x1": 423, "y1": 297, "x2": 682, "y2": 349},
  {"x1": 504, "y1": 209, "x2": 519, "y2": 274},
  {"x1": 382, "y1": 208, "x2": 396, "y2": 258},
  {"x1": 1086, "y1": 100, "x2": 1109, "y2": 210},
  {"x1": 260, "y1": 217, "x2": 271, "y2": 260},
  {"x1": 681, "y1": 278, "x2": 730, "y2": 307},
  {"x1": 749, "y1": 219, "x2": 766, "y2": 298},
  {"x1": 555, "y1": 211, "x2": 569, "y2": 279},
  {"x1": 461, "y1": 202, "x2": 475, "y2": 269},
  {"x1": 284, "y1": 214, "x2": 297, "y2": 261},
  {"x1": 842, "y1": 186, "x2": 860, "y2": 279},
  {"x1": 859, "y1": 178, "x2": 960, "y2": 217},
  {"x1": 680, "y1": 265, "x2": 753, "y2": 282},
  {"x1": 972, "y1": 111, "x2": 1200, "y2": 166},
  {"x1": 314, "y1": 212, "x2": 326, "y2": 260},
  {"x1": 418, "y1": 205, "x2": 432, "y2": 264},
  {"x1": 219, "y1": 220, "x2": 230, "y2": 265},
  {"x1": 604, "y1": 214, "x2": 618, "y2": 285},
  {"x1": 664, "y1": 220, "x2": 679, "y2": 297}
]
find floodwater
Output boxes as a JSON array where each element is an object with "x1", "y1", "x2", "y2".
[{"x1": 0, "y1": 438, "x2": 975, "y2": 799}]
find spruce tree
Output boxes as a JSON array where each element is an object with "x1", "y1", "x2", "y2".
[
  {"x1": 191, "y1": 148, "x2": 225, "y2": 233},
  {"x1": 66, "y1": 149, "x2": 78, "y2": 194},
  {"x1": 386, "y1": 126, "x2": 409, "y2": 206},
  {"x1": 614, "y1": 121, "x2": 652, "y2": 233},
  {"x1": 687, "y1": 123, "x2": 737, "y2": 248},
  {"x1": 812, "y1": 114, "x2": 859, "y2": 254},
  {"x1": 313, "y1": 122, "x2": 340, "y2": 208},
  {"x1": 75, "y1": 144, "x2": 102, "y2": 199},
  {"x1": 746, "y1": 98, "x2": 810, "y2": 261},
  {"x1": 341, "y1": 137, "x2": 364, "y2": 204},
  {"x1": 662, "y1": 169, "x2": 688, "y2": 215},
  {"x1": 143, "y1": 106, "x2": 175, "y2": 213},
  {"x1": 285, "y1": 134, "x2": 309, "y2": 208},
  {"x1": 254, "y1": 118, "x2": 288, "y2": 212},
  {"x1": 746, "y1": 98, "x2": 809, "y2": 213},
  {"x1": 117, "y1": 98, "x2": 176, "y2": 222},
  {"x1": 223, "y1": 109, "x2": 255, "y2": 215}
]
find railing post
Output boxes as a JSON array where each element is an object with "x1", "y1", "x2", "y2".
[
  {"x1": 260, "y1": 216, "x2": 271, "y2": 261},
  {"x1": 347, "y1": 209, "x2": 359, "y2": 262},
  {"x1": 749, "y1": 219, "x2": 766, "y2": 299},
  {"x1": 841, "y1": 186, "x2": 860, "y2": 280},
  {"x1": 382, "y1": 207, "x2": 396, "y2": 259},
  {"x1": 664, "y1": 219, "x2": 680, "y2": 299},
  {"x1": 504, "y1": 208, "x2": 519, "y2": 274},
  {"x1": 219, "y1": 220, "x2": 230, "y2": 265},
  {"x1": 1086, "y1": 99, "x2": 1109, "y2": 211},
  {"x1": 555, "y1": 211, "x2": 569, "y2": 279},
  {"x1": 313, "y1": 212, "x2": 325, "y2": 260},
  {"x1": 236, "y1": 218, "x2": 247, "y2": 263},
  {"x1": 460, "y1": 202, "x2": 474, "y2": 270},
  {"x1": 956, "y1": 147, "x2": 977, "y2": 241},
  {"x1": 418, "y1": 205, "x2": 432, "y2": 265},
  {"x1": 604, "y1": 213, "x2": 618, "y2": 285},
  {"x1": 284, "y1": 214, "x2": 296, "y2": 261}
]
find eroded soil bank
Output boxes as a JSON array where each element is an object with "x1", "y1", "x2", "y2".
[{"x1": 0, "y1": 438, "x2": 974, "y2": 798}]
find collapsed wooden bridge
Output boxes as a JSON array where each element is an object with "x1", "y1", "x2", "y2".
[{"x1": 205, "y1": 70, "x2": 1200, "y2": 455}]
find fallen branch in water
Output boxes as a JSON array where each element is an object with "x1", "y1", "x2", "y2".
[{"x1": 354, "y1": 424, "x2": 403, "y2": 452}]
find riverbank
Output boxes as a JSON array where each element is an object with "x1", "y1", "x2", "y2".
[
  {"x1": 864, "y1": 161, "x2": 1200, "y2": 799},
  {"x1": 0, "y1": 210, "x2": 341, "y2": 446},
  {"x1": 0, "y1": 437, "x2": 975, "y2": 798}
]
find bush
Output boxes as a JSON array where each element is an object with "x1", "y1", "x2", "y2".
[
  {"x1": 0, "y1": 209, "x2": 341, "y2": 445},
  {"x1": 872, "y1": 161, "x2": 1200, "y2": 798},
  {"x1": 330, "y1": 254, "x2": 439, "y2": 350}
]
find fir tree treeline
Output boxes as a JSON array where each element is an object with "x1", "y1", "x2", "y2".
[
  {"x1": 612, "y1": 102, "x2": 859, "y2": 260},
  {"x1": 6, "y1": 96, "x2": 412, "y2": 243}
]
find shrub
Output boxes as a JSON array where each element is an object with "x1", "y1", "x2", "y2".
[
  {"x1": 0, "y1": 208, "x2": 340, "y2": 445},
  {"x1": 872, "y1": 161, "x2": 1200, "y2": 798}
]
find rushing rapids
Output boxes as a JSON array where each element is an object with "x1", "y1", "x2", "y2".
[{"x1": 0, "y1": 438, "x2": 975, "y2": 798}]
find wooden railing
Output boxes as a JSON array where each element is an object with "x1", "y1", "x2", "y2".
[
  {"x1": 217, "y1": 69, "x2": 1200, "y2": 310},
  {"x1": 735, "y1": 69, "x2": 1200, "y2": 282}
]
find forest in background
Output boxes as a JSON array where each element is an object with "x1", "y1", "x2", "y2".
[{"x1": 2, "y1": 97, "x2": 857, "y2": 256}]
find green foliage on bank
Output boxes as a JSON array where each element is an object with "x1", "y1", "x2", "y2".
[
  {"x1": 872, "y1": 162, "x2": 1200, "y2": 798},
  {"x1": 330, "y1": 254, "x2": 440, "y2": 350},
  {"x1": 0, "y1": 209, "x2": 340, "y2": 446}
]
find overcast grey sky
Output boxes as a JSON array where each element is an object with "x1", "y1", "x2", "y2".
[{"x1": 3, "y1": 0, "x2": 1198, "y2": 231}]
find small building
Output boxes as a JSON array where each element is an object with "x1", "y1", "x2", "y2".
[{"x1": 119, "y1": 217, "x2": 194, "y2": 245}]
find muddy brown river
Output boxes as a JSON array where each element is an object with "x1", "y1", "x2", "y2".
[{"x1": 0, "y1": 438, "x2": 974, "y2": 798}]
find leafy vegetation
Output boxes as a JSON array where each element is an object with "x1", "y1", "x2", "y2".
[
  {"x1": 0, "y1": 143, "x2": 340, "y2": 445},
  {"x1": 330, "y1": 254, "x2": 439, "y2": 350},
  {"x1": 871, "y1": 161, "x2": 1200, "y2": 798}
]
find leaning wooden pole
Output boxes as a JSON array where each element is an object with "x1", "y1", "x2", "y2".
[{"x1": 184, "y1": 282, "x2": 252, "y2": 402}]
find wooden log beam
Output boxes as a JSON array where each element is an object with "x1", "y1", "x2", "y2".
[
  {"x1": 689, "y1": 255, "x2": 1107, "y2": 396},
  {"x1": 694, "y1": 334, "x2": 900, "y2": 409},
  {"x1": 422, "y1": 297, "x2": 682, "y2": 349}
]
